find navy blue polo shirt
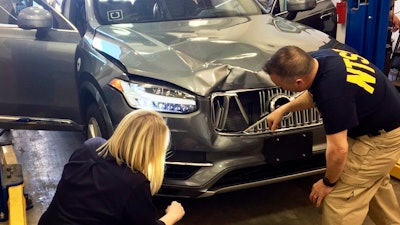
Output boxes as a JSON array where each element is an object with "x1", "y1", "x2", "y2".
[{"x1": 309, "y1": 49, "x2": 400, "y2": 137}]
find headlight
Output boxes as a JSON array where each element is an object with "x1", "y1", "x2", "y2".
[{"x1": 109, "y1": 79, "x2": 197, "y2": 114}]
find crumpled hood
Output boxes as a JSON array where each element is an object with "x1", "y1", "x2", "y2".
[{"x1": 93, "y1": 15, "x2": 333, "y2": 96}]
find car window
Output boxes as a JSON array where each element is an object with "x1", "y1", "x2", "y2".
[
  {"x1": 277, "y1": 0, "x2": 286, "y2": 13},
  {"x1": 59, "y1": 0, "x2": 86, "y2": 35},
  {"x1": 0, "y1": 0, "x2": 74, "y2": 30},
  {"x1": 48, "y1": 0, "x2": 62, "y2": 12},
  {"x1": 268, "y1": 0, "x2": 286, "y2": 15},
  {"x1": 256, "y1": 0, "x2": 273, "y2": 13},
  {"x1": 0, "y1": 0, "x2": 31, "y2": 24},
  {"x1": 94, "y1": 0, "x2": 263, "y2": 25}
]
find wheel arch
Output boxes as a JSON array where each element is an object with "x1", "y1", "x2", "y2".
[{"x1": 78, "y1": 72, "x2": 115, "y2": 137}]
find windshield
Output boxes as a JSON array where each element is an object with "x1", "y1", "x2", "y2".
[{"x1": 94, "y1": 0, "x2": 263, "y2": 24}]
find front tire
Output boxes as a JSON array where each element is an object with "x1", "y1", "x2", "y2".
[{"x1": 85, "y1": 103, "x2": 109, "y2": 139}]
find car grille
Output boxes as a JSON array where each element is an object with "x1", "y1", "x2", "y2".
[{"x1": 211, "y1": 87, "x2": 322, "y2": 135}]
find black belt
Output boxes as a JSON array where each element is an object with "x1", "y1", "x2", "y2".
[
  {"x1": 367, "y1": 123, "x2": 400, "y2": 137},
  {"x1": 348, "y1": 121, "x2": 400, "y2": 139}
]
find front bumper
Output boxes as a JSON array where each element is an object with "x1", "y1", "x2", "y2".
[{"x1": 160, "y1": 126, "x2": 326, "y2": 198}]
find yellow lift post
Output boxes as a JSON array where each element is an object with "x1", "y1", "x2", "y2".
[
  {"x1": 391, "y1": 159, "x2": 400, "y2": 180},
  {"x1": 0, "y1": 142, "x2": 28, "y2": 225}
]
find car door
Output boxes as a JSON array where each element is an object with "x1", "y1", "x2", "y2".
[
  {"x1": 0, "y1": 0, "x2": 83, "y2": 130},
  {"x1": 293, "y1": 0, "x2": 337, "y2": 38},
  {"x1": 267, "y1": 0, "x2": 337, "y2": 38}
]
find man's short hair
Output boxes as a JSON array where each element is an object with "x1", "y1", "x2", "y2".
[{"x1": 263, "y1": 46, "x2": 314, "y2": 80}]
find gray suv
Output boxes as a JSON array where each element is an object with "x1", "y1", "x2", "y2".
[{"x1": 0, "y1": 0, "x2": 352, "y2": 197}]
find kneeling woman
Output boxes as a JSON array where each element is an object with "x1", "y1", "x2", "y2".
[{"x1": 39, "y1": 109, "x2": 185, "y2": 225}]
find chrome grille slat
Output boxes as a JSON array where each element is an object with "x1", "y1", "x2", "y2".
[
  {"x1": 219, "y1": 96, "x2": 230, "y2": 129},
  {"x1": 295, "y1": 111, "x2": 301, "y2": 126},
  {"x1": 235, "y1": 95, "x2": 249, "y2": 125},
  {"x1": 211, "y1": 87, "x2": 323, "y2": 135},
  {"x1": 259, "y1": 91, "x2": 267, "y2": 117},
  {"x1": 215, "y1": 106, "x2": 223, "y2": 128}
]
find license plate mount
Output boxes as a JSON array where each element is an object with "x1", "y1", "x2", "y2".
[{"x1": 264, "y1": 132, "x2": 313, "y2": 164}]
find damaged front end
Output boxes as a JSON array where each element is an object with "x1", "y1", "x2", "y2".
[
  {"x1": 154, "y1": 67, "x2": 326, "y2": 198},
  {"x1": 92, "y1": 14, "x2": 341, "y2": 198}
]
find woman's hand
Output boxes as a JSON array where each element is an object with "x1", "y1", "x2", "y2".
[{"x1": 160, "y1": 201, "x2": 185, "y2": 225}]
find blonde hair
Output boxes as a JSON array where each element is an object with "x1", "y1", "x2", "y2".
[{"x1": 97, "y1": 109, "x2": 170, "y2": 195}]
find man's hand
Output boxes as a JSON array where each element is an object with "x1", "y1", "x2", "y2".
[
  {"x1": 309, "y1": 179, "x2": 334, "y2": 207},
  {"x1": 393, "y1": 14, "x2": 400, "y2": 32},
  {"x1": 266, "y1": 107, "x2": 285, "y2": 132},
  {"x1": 390, "y1": 10, "x2": 400, "y2": 32}
]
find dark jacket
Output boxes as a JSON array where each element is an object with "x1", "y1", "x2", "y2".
[{"x1": 38, "y1": 137, "x2": 165, "y2": 225}]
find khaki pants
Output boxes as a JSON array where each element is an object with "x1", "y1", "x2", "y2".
[{"x1": 322, "y1": 127, "x2": 400, "y2": 225}]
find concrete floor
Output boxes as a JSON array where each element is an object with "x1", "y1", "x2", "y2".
[{"x1": 0, "y1": 129, "x2": 399, "y2": 225}]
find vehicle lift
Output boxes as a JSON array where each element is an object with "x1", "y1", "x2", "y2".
[
  {"x1": 0, "y1": 129, "x2": 31, "y2": 225},
  {"x1": 344, "y1": 0, "x2": 390, "y2": 72}
]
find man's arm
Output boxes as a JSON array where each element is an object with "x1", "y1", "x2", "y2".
[
  {"x1": 324, "y1": 130, "x2": 348, "y2": 185},
  {"x1": 309, "y1": 130, "x2": 348, "y2": 207},
  {"x1": 266, "y1": 90, "x2": 314, "y2": 131}
]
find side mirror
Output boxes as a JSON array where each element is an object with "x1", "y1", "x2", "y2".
[
  {"x1": 17, "y1": 6, "x2": 53, "y2": 30},
  {"x1": 287, "y1": 0, "x2": 317, "y2": 12}
]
